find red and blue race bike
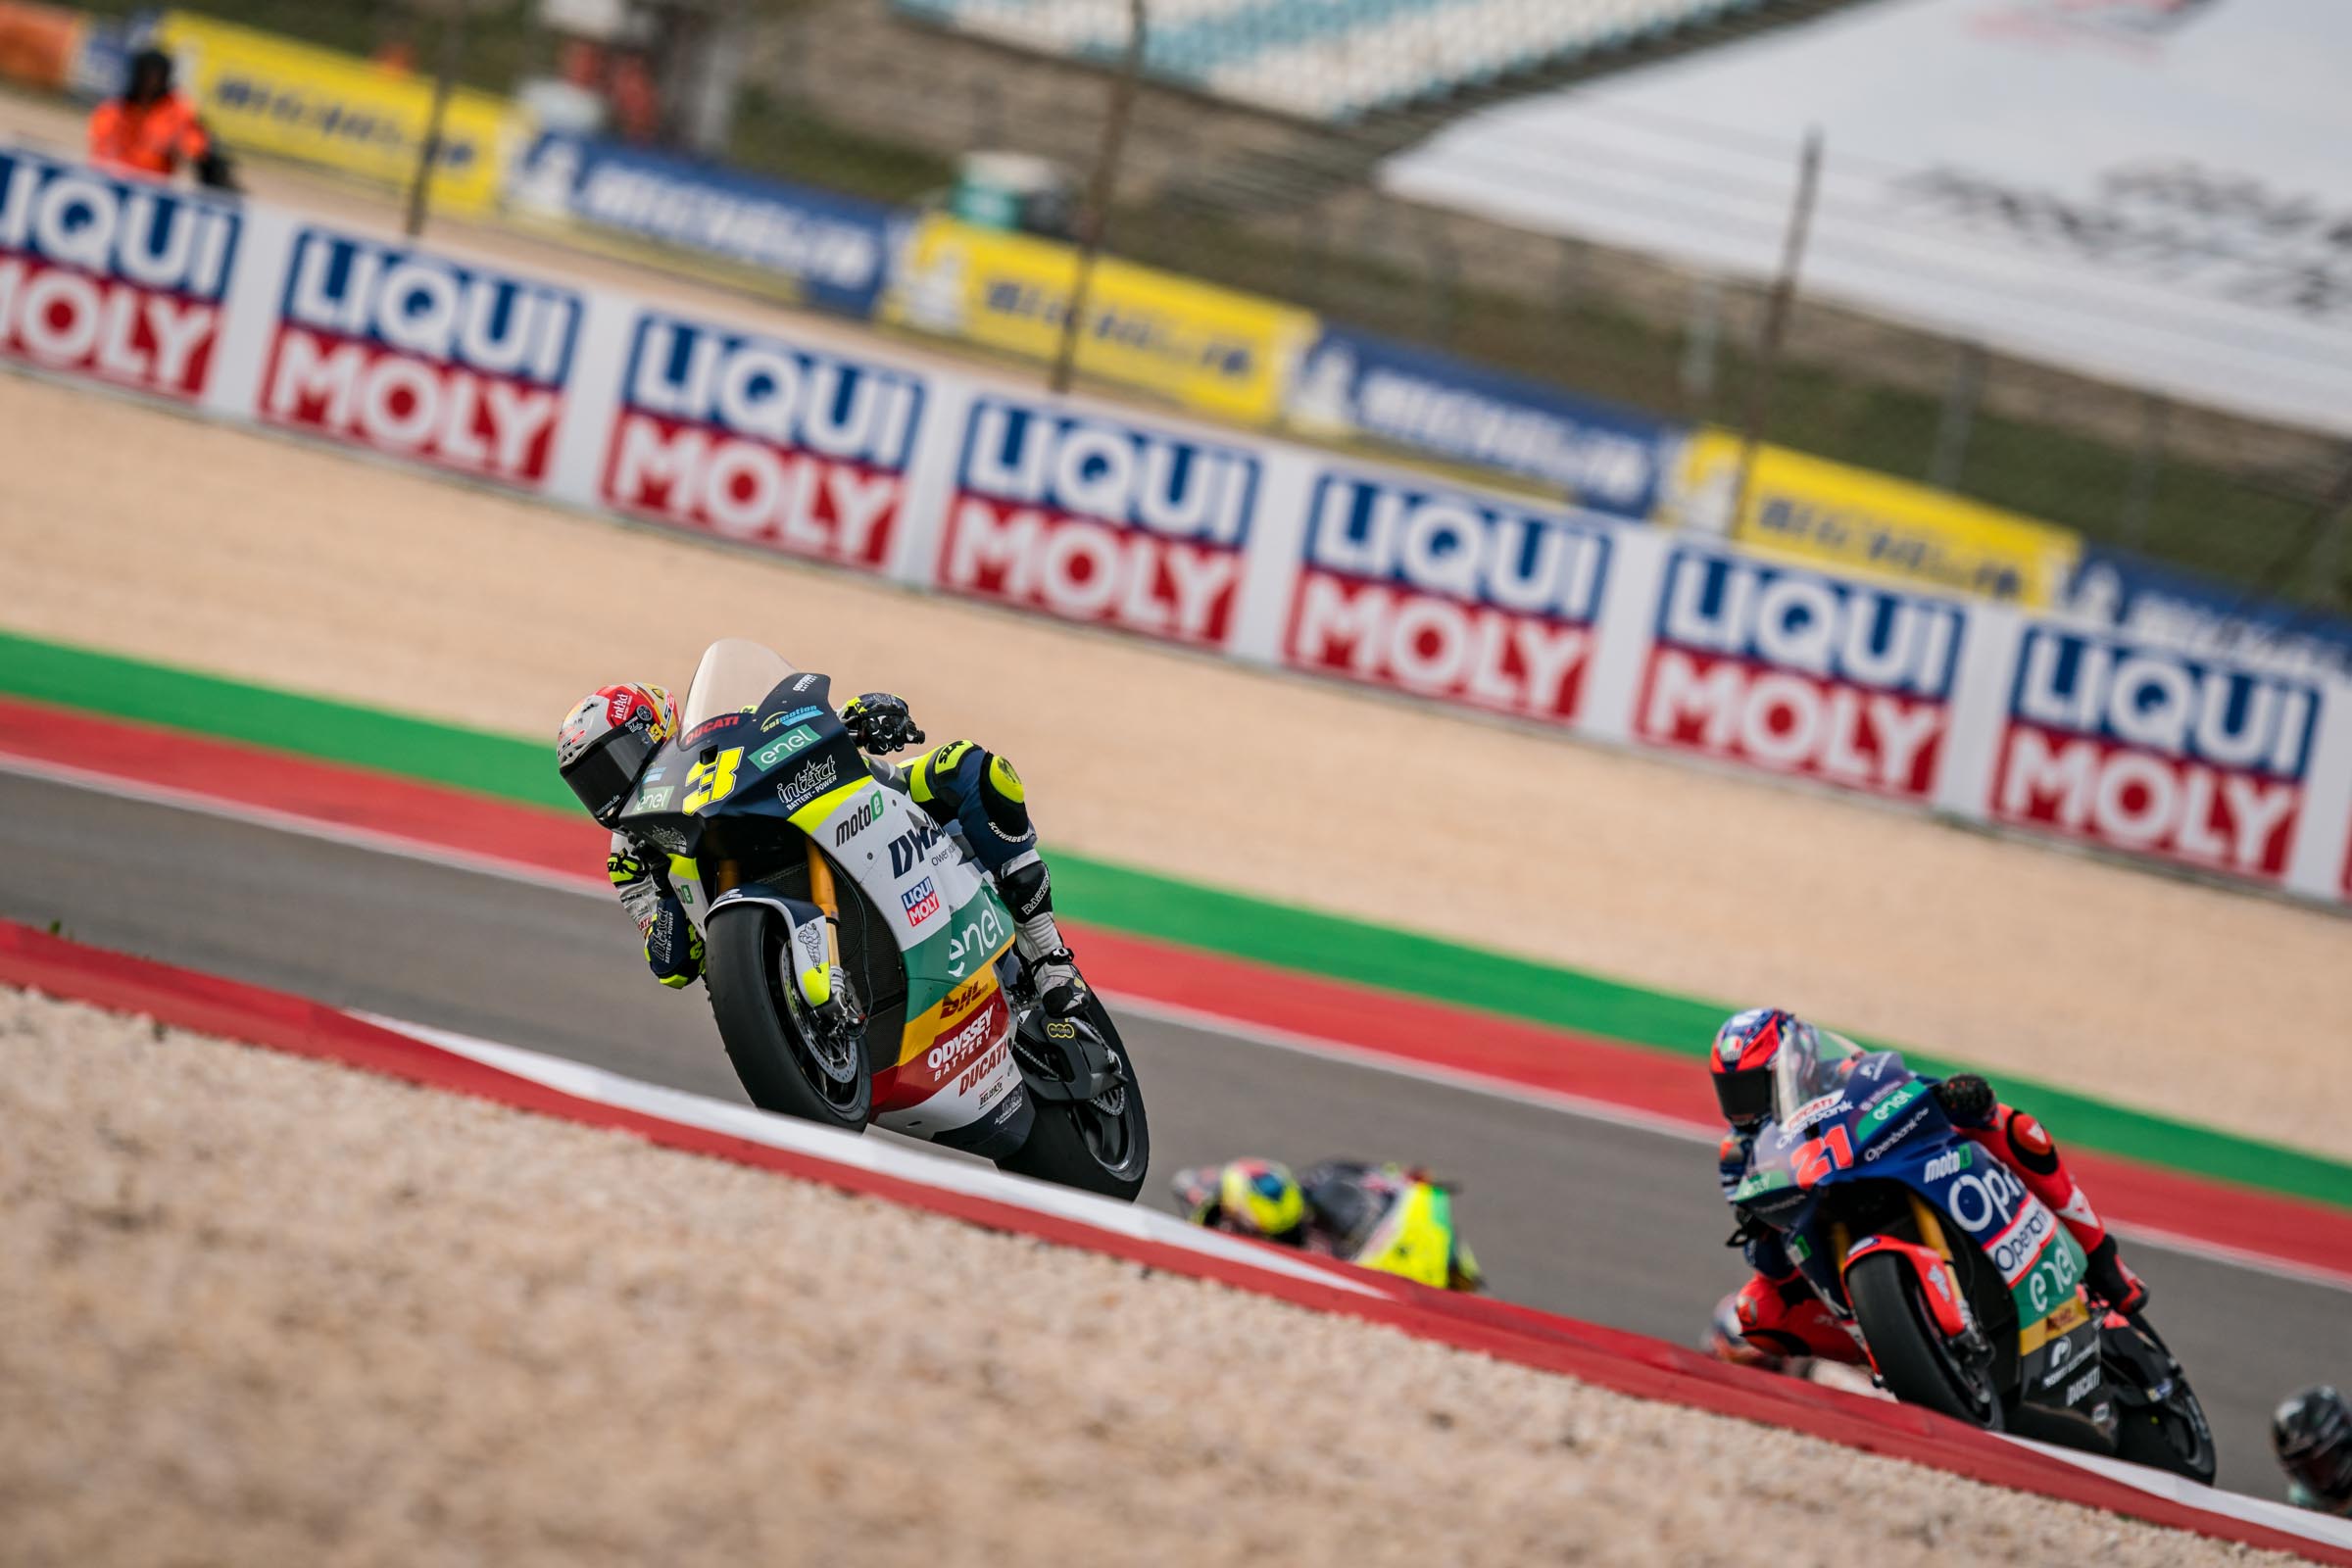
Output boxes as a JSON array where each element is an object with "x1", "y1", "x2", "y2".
[{"x1": 1729, "y1": 1034, "x2": 2215, "y2": 1482}]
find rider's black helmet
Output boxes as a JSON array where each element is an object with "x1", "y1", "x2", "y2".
[
  {"x1": 2274, "y1": 1386, "x2": 2352, "y2": 1506},
  {"x1": 1709, "y1": 1007, "x2": 1817, "y2": 1131}
]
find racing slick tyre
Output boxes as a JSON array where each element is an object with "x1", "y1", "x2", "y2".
[
  {"x1": 1846, "y1": 1251, "x2": 2004, "y2": 1430},
  {"x1": 2108, "y1": 1335, "x2": 2218, "y2": 1484},
  {"x1": 995, "y1": 998, "x2": 1151, "y2": 1200},
  {"x1": 706, "y1": 904, "x2": 870, "y2": 1133}
]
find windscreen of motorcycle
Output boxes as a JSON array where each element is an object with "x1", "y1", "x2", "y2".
[{"x1": 680, "y1": 638, "x2": 798, "y2": 730}]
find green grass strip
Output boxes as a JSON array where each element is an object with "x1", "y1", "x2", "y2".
[{"x1": 7, "y1": 625, "x2": 2348, "y2": 1211}]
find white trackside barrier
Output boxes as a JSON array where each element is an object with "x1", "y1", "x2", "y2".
[{"x1": 8, "y1": 141, "x2": 2351, "y2": 909}]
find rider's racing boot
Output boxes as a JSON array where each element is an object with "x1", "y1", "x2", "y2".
[
  {"x1": 1000, "y1": 852, "x2": 1090, "y2": 1018},
  {"x1": 1736, "y1": 1272, "x2": 1869, "y2": 1366},
  {"x1": 1948, "y1": 1091, "x2": 2150, "y2": 1315}
]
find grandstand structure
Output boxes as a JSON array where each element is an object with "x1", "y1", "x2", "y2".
[{"x1": 886, "y1": 0, "x2": 1788, "y2": 122}]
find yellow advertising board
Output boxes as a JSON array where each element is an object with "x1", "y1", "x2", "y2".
[
  {"x1": 886, "y1": 214, "x2": 1316, "y2": 426},
  {"x1": 156, "y1": 13, "x2": 516, "y2": 215},
  {"x1": 1670, "y1": 430, "x2": 2082, "y2": 607}
]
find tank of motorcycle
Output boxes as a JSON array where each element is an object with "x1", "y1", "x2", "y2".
[
  {"x1": 615, "y1": 664, "x2": 1026, "y2": 1151},
  {"x1": 1732, "y1": 1052, "x2": 2104, "y2": 1423}
]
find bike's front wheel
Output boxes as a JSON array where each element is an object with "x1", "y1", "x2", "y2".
[{"x1": 706, "y1": 904, "x2": 870, "y2": 1132}]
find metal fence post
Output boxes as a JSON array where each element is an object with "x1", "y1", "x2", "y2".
[
  {"x1": 1051, "y1": 0, "x2": 1148, "y2": 396},
  {"x1": 1927, "y1": 341, "x2": 1983, "y2": 491},
  {"x1": 403, "y1": 0, "x2": 465, "y2": 239},
  {"x1": 2120, "y1": 395, "x2": 2170, "y2": 549},
  {"x1": 1732, "y1": 128, "x2": 1822, "y2": 532}
]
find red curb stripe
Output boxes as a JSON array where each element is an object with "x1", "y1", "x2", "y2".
[
  {"x1": 2, "y1": 919, "x2": 2344, "y2": 1566},
  {"x1": 6, "y1": 693, "x2": 2350, "y2": 1280}
]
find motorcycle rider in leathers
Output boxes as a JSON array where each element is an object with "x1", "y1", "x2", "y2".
[
  {"x1": 1709, "y1": 1006, "x2": 2148, "y2": 1369},
  {"x1": 557, "y1": 680, "x2": 1091, "y2": 1017}
]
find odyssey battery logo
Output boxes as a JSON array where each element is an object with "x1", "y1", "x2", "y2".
[
  {"x1": 1996, "y1": 627, "x2": 2317, "y2": 881},
  {"x1": 1638, "y1": 551, "x2": 1963, "y2": 800},
  {"x1": 1286, "y1": 473, "x2": 1609, "y2": 721},
  {"x1": 0, "y1": 147, "x2": 239, "y2": 401},
  {"x1": 264, "y1": 230, "x2": 580, "y2": 484},
  {"x1": 939, "y1": 397, "x2": 1259, "y2": 648},
  {"x1": 604, "y1": 312, "x2": 923, "y2": 570}
]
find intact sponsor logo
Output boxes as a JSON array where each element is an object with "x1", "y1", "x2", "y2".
[
  {"x1": 1985, "y1": 1202, "x2": 2058, "y2": 1287},
  {"x1": 777, "y1": 754, "x2": 839, "y2": 811},
  {"x1": 1784, "y1": 1091, "x2": 1847, "y2": 1129},
  {"x1": 901, "y1": 876, "x2": 943, "y2": 927},
  {"x1": 1638, "y1": 552, "x2": 1963, "y2": 800},
  {"x1": 2064, "y1": 1369, "x2": 2100, "y2": 1406},
  {"x1": 1285, "y1": 474, "x2": 1609, "y2": 721},
  {"x1": 0, "y1": 148, "x2": 239, "y2": 400},
  {"x1": 264, "y1": 230, "x2": 579, "y2": 483},
  {"x1": 1923, "y1": 1148, "x2": 1969, "y2": 1183},
  {"x1": 604, "y1": 313, "x2": 922, "y2": 569},
  {"x1": 940, "y1": 397, "x2": 1258, "y2": 646},
  {"x1": 1860, "y1": 1106, "x2": 1930, "y2": 1160},
  {"x1": 1995, "y1": 628, "x2": 2318, "y2": 881},
  {"x1": 633, "y1": 784, "x2": 675, "y2": 811},
  {"x1": 680, "y1": 714, "x2": 744, "y2": 748}
]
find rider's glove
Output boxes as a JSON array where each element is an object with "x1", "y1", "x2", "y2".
[
  {"x1": 842, "y1": 692, "x2": 924, "y2": 756},
  {"x1": 1934, "y1": 1073, "x2": 1996, "y2": 1128}
]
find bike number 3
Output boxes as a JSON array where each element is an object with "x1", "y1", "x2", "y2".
[
  {"x1": 682, "y1": 748, "x2": 745, "y2": 812},
  {"x1": 1794, "y1": 1125, "x2": 1855, "y2": 1187}
]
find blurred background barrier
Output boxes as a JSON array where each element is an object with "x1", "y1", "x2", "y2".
[
  {"x1": 506, "y1": 127, "x2": 902, "y2": 318},
  {"x1": 153, "y1": 10, "x2": 521, "y2": 213},
  {"x1": 7, "y1": 138, "x2": 2351, "y2": 908},
  {"x1": 1663, "y1": 430, "x2": 2084, "y2": 609},
  {"x1": 884, "y1": 209, "x2": 1317, "y2": 425},
  {"x1": 0, "y1": 0, "x2": 79, "y2": 92}
]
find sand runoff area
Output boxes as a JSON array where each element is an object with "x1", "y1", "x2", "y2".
[
  {"x1": 0, "y1": 985, "x2": 2308, "y2": 1568},
  {"x1": 3, "y1": 363, "x2": 2347, "y2": 1164}
]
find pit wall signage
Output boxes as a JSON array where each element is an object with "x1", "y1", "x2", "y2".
[
  {"x1": 602, "y1": 311, "x2": 924, "y2": 570},
  {"x1": 1637, "y1": 551, "x2": 1963, "y2": 801},
  {"x1": 938, "y1": 396, "x2": 1260, "y2": 648},
  {"x1": 25, "y1": 150, "x2": 2352, "y2": 911},
  {"x1": 263, "y1": 230, "x2": 580, "y2": 486},
  {"x1": 0, "y1": 148, "x2": 239, "y2": 401},
  {"x1": 1285, "y1": 472, "x2": 1608, "y2": 722}
]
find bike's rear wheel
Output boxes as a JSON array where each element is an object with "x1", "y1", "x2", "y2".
[
  {"x1": 706, "y1": 904, "x2": 870, "y2": 1132},
  {"x1": 1847, "y1": 1251, "x2": 2004, "y2": 1429},
  {"x1": 995, "y1": 998, "x2": 1150, "y2": 1200}
]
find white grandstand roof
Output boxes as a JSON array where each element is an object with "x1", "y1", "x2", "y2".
[{"x1": 1382, "y1": 0, "x2": 2352, "y2": 436}]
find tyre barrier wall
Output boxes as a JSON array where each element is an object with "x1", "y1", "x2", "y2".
[{"x1": 7, "y1": 144, "x2": 2352, "y2": 908}]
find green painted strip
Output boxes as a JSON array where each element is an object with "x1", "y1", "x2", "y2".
[{"x1": 7, "y1": 626, "x2": 2349, "y2": 1212}]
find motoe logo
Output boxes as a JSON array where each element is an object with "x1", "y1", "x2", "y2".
[
  {"x1": 1996, "y1": 628, "x2": 2317, "y2": 881},
  {"x1": 939, "y1": 398, "x2": 1258, "y2": 647},
  {"x1": 604, "y1": 313, "x2": 923, "y2": 569},
  {"x1": 1285, "y1": 474, "x2": 1608, "y2": 721},
  {"x1": 1638, "y1": 552, "x2": 1963, "y2": 799},
  {"x1": 264, "y1": 231, "x2": 579, "y2": 483},
  {"x1": 0, "y1": 148, "x2": 238, "y2": 400}
]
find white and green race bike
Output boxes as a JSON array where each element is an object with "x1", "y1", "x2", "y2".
[{"x1": 614, "y1": 640, "x2": 1150, "y2": 1200}]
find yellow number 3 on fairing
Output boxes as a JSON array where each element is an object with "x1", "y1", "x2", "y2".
[{"x1": 682, "y1": 747, "x2": 745, "y2": 812}]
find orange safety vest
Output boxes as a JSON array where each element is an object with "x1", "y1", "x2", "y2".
[{"x1": 87, "y1": 92, "x2": 210, "y2": 178}]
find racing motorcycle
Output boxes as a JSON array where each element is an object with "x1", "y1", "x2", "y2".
[
  {"x1": 1172, "y1": 1160, "x2": 1486, "y2": 1292},
  {"x1": 1728, "y1": 1034, "x2": 2214, "y2": 1482},
  {"x1": 614, "y1": 639, "x2": 1150, "y2": 1200}
]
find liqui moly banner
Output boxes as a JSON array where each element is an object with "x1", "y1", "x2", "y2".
[
  {"x1": 601, "y1": 312, "x2": 924, "y2": 571},
  {"x1": 1994, "y1": 629, "x2": 2320, "y2": 883},
  {"x1": 1285, "y1": 472, "x2": 1608, "y2": 721},
  {"x1": 262, "y1": 230, "x2": 581, "y2": 486},
  {"x1": 938, "y1": 397, "x2": 1260, "y2": 648},
  {"x1": 1636, "y1": 551, "x2": 1964, "y2": 800},
  {"x1": 0, "y1": 148, "x2": 239, "y2": 401}
]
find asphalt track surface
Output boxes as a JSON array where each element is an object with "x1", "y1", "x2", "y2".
[{"x1": 5, "y1": 772, "x2": 2342, "y2": 1504}]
